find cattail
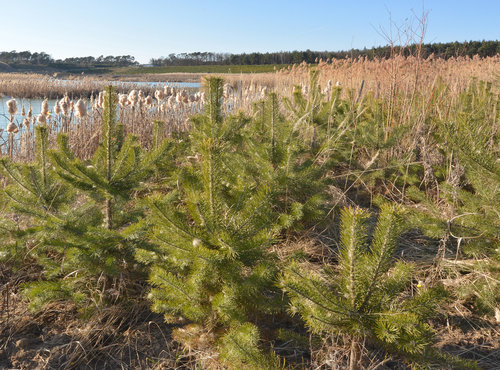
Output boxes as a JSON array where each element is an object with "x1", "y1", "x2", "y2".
[
  {"x1": 23, "y1": 118, "x2": 30, "y2": 130},
  {"x1": 175, "y1": 92, "x2": 182, "y2": 104},
  {"x1": 138, "y1": 90, "x2": 145, "y2": 100},
  {"x1": 75, "y1": 99, "x2": 87, "y2": 118},
  {"x1": 128, "y1": 90, "x2": 138, "y2": 106},
  {"x1": 188, "y1": 94, "x2": 196, "y2": 103},
  {"x1": 7, "y1": 98, "x2": 17, "y2": 115},
  {"x1": 41, "y1": 99, "x2": 50, "y2": 116},
  {"x1": 260, "y1": 86, "x2": 268, "y2": 99},
  {"x1": 118, "y1": 93, "x2": 128, "y2": 108},
  {"x1": 97, "y1": 91, "x2": 104, "y2": 109},
  {"x1": 37, "y1": 114, "x2": 46, "y2": 124},
  {"x1": 182, "y1": 94, "x2": 189, "y2": 104},
  {"x1": 145, "y1": 95, "x2": 153, "y2": 106},
  {"x1": 167, "y1": 95, "x2": 175, "y2": 107},
  {"x1": 154, "y1": 89, "x2": 164, "y2": 101},
  {"x1": 21, "y1": 105, "x2": 26, "y2": 116},
  {"x1": 7, "y1": 120, "x2": 18, "y2": 134},
  {"x1": 27, "y1": 106, "x2": 33, "y2": 120},
  {"x1": 60, "y1": 99, "x2": 69, "y2": 115},
  {"x1": 164, "y1": 86, "x2": 172, "y2": 96},
  {"x1": 54, "y1": 100, "x2": 62, "y2": 114}
]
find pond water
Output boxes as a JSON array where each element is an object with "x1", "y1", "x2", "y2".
[
  {"x1": 102, "y1": 80, "x2": 201, "y2": 89},
  {"x1": 0, "y1": 97, "x2": 59, "y2": 132},
  {"x1": 0, "y1": 81, "x2": 200, "y2": 130},
  {"x1": 55, "y1": 79, "x2": 201, "y2": 89}
]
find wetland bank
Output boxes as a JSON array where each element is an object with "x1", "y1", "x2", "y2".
[{"x1": 0, "y1": 52, "x2": 499, "y2": 369}]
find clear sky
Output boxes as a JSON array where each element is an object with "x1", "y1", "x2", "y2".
[{"x1": 2, "y1": 0, "x2": 499, "y2": 64}]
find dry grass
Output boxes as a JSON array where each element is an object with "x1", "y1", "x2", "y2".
[
  {"x1": 225, "y1": 55, "x2": 500, "y2": 98},
  {"x1": 0, "y1": 263, "x2": 196, "y2": 369}
]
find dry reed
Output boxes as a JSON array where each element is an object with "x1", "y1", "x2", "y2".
[{"x1": 0, "y1": 73, "x2": 197, "y2": 99}]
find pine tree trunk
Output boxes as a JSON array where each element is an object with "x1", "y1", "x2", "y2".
[
  {"x1": 105, "y1": 198, "x2": 112, "y2": 230},
  {"x1": 270, "y1": 97, "x2": 276, "y2": 168},
  {"x1": 105, "y1": 87, "x2": 113, "y2": 230},
  {"x1": 349, "y1": 338, "x2": 360, "y2": 370}
]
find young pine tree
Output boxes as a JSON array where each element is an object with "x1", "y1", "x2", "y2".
[
  {"x1": 9, "y1": 86, "x2": 170, "y2": 309},
  {"x1": 407, "y1": 79, "x2": 500, "y2": 317},
  {"x1": 281, "y1": 204, "x2": 467, "y2": 369},
  {"x1": 0, "y1": 124, "x2": 98, "y2": 307},
  {"x1": 141, "y1": 77, "x2": 295, "y2": 369},
  {"x1": 248, "y1": 78, "x2": 339, "y2": 228}
]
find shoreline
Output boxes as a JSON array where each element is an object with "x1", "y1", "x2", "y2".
[{"x1": 107, "y1": 72, "x2": 205, "y2": 83}]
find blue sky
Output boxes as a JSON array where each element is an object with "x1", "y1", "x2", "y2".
[{"x1": 2, "y1": 0, "x2": 499, "y2": 63}]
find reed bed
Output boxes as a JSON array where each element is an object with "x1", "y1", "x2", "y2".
[
  {"x1": 3, "y1": 83, "x2": 270, "y2": 160},
  {"x1": 2, "y1": 55, "x2": 498, "y2": 161},
  {"x1": 225, "y1": 54, "x2": 500, "y2": 99},
  {"x1": 0, "y1": 73, "x2": 197, "y2": 99}
]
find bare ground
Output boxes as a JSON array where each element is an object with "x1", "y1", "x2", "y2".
[
  {"x1": 1, "y1": 242, "x2": 499, "y2": 370},
  {"x1": 0, "y1": 264, "x2": 191, "y2": 369}
]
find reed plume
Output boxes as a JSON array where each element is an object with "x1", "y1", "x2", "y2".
[
  {"x1": 60, "y1": 99, "x2": 69, "y2": 116},
  {"x1": 155, "y1": 89, "x2": 164, "y2": 101},
  {"x1": 128, "y1": 90, "x2": 138, "y2": 106},
  {"x1": 75, "y1": 99, "x2": 87, "y2": 118},
  {"x1": 97, "y1": 91, "x2": 104, "y2": 109},
  {"x1": 7, "y1": 120, "x2": 18, "y2": 134},
  {"x1": 54, "y1": 100, "x2": 62, "y2": 115},
  {"x1": 41, "y1": 99, "x2": 49, "y2": 116},
  {"x1": 37, "y1": 114, "x2": 46, "y2": 124},
  {"x1": 118, "y1": 93, "x2": 128, "y2": 107},
  {"x1": 7, "y1": 98, "x2": 18, "y2": 115}
]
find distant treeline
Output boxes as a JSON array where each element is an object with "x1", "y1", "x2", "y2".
[
  {"x1": 150, "y1": 40, "x2": 500, "y2": 66},
  {"x1": 0, "y1": 40, "x2": 498, "y2": 70},
  {"x1": 0, "y1": 51, "x2": 138, "y2": 67}
]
